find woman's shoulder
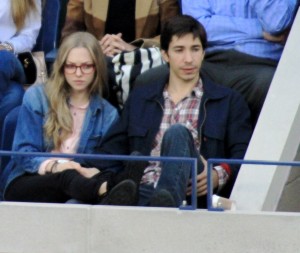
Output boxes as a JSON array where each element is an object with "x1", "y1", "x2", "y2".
[
  {"x1": 23, "y1": 84, "x2": 48, "y2": 109},
  {"x1": 24, "y1": 84, "x2": 45, "y2": 97}
]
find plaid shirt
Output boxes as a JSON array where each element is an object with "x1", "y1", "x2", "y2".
[{"x1": 141, "y1": 79, "x2": 229, "y2": 189}]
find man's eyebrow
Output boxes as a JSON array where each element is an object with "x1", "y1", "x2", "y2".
[{"x1": 173, "y1": 45, "x2": 184, "y2": 48}]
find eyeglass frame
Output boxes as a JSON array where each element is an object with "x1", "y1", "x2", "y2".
[{"x1": 64, "y1": 63, "x2": 96, "y2": 74}]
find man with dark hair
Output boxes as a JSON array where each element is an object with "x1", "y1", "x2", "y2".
[{"x1": 91, "y1": 15, "x2": 253, "y2": 208}]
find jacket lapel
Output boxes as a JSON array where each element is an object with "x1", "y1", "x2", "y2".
[
  {"x1": 91, "y1": 0, "x2": 109, "y2": 21},
  {"x1": 135, "y1": 0, "x2": 153, "y2": 37}
]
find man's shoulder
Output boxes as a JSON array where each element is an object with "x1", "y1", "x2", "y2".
[
  {"x1": 201, "y1": 74, "x2": 232, "y2": 97},
  {"x1": 201, "y1": 74, "x2": 248, "y2": 107},
  {"x1": 131, "y1": 65, "x2": 169, "y2": 97}
]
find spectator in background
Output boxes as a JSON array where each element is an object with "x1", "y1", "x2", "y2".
[
  {"x1": 182, "y1": 0, "x2": 298, "y2": 126},
  {"x1": 0, "y1": 0, "x2": 41, "y2": 145},
  {"x1": 61, "y1": 0, "x2": 179, "y2": 56},
  {"x1": 61, "y1": 0, "x2": 180, "y2": 109},
  {"x1": 2, "y1": 32, "x2": 137, "y2": 205},
  {"x1": 84, "y1": 15, "x2": 253, "y2": 208}
]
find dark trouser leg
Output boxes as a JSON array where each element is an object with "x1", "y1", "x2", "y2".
[
  {"x1": 4, "y1": 170, "x2": 107, "y2": 203},
  {"x1": 201, "y1": 50, "x2": 277, "y2": 126},
  {"x1": 0, "y1": 51, "x2": 26, "y2": 93},
  {"x1": 155, "y1": 124, "x2": 203, "y2": 206}
]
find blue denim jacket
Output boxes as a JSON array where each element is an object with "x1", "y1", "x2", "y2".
[{"x1": 2, "y1": 84, "x2": 118, "y2": 194}]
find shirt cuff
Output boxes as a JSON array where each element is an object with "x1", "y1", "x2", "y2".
[{"x1": 213, "y1": 164, "x2": 230, "y2": 192}]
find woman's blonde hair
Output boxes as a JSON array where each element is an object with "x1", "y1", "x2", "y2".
[
  {"x1": 11, "y1": 0, "x2": 37, "y2": 32},
  {"x1": 44, "y1": 32, "x2": 108, "y2": 149}
]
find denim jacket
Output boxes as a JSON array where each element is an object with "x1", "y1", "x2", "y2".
[{"x1": 3, "y1": 84, "x2": 118, "y2": 193}]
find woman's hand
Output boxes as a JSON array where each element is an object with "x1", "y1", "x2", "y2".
[
  {"x1": 77, "y1": 167, "x2": 100, "y2": 178},
  {"x1": 46, "y1": 160, "x2": 100, "y2": 178},
  {"x1": 54, "y1": 161, "x2": 83, "y2": 173}
]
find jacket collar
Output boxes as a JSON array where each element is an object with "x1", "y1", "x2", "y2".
[{"x1": 89, "y1": 94, "x2": 103, "y2": 115}]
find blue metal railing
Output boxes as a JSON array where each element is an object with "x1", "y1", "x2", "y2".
[
  {"x1": 3, "y1": 151, "x2": 296, "y2": 211},
  {"x1": 207, "y1": 158, "x2": 300, "y2": 211},
  {"x1": 0, "y1": 150, "x2": 198, "y2": 210}
]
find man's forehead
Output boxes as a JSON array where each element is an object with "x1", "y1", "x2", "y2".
[{"x1": 170, "y1": 34, "x2": 202, "y2": 46}]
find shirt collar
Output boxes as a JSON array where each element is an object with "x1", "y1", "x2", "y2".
[{"x1": 163, "y1": 79, "x2": 203, "y2": 99}]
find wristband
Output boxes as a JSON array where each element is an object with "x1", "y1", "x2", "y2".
[
  {"x1": 0, "y1": 42, "x2": 14, "y2": 53},
  {"x1": 46, "y1": 160, "x2": 58, "y2": 174}
]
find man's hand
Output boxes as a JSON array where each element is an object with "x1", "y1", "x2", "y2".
[
  {"x1": 186, "y1": 156, "x2": 219, "y2": 197},
  {"x1": 100, "y1": 33, "x2": 136, "y2": 57}
]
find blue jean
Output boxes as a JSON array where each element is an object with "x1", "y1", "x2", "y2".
[
  {"x1": 138, "y1": 124, "x2": 204, "y2": 206},
  {"x1": 0, "y1": 51, "x2": 25, "y2": 145}
]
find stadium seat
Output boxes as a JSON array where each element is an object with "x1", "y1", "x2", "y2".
[
  {"x1": 34, "y1": 0, "x2": 60, "y2": 54},
  {"x1": 43, "y1": 0, "x2": 70, "y2": 66},
  {"x1": 0, "y1": 106, "x2": 20, "y2": 173},
  {"x1": 178, "y1": 0, "x2": 182, "y2": 13}
]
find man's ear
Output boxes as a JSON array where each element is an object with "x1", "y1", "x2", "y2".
[{"x1": 161, "y1": 50, "x2": 169, "y2": 63}]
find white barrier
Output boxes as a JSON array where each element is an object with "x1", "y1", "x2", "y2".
[{"x1": 231, "y1": 7, "x2": 300, "y2": 211}]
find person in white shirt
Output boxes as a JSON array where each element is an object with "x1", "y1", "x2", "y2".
[{"x1": 0, "y1": 0, "x2": 41, "y2": 145}]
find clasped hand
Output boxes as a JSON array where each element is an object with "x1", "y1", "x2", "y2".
[
  {"x1": 100, "y1": 33, "x2": 136, "y2": 57},
  {"x1": 53, "y1": 161, "x2": 100, "y2": 178}
]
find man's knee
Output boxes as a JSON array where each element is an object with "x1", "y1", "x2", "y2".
[{"x1": 164, "y1": 124, "x2": 190, "y2": 139}]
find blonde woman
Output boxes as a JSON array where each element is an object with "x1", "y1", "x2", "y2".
[
  {"x1": 0, "y1": 0, "x2": 41, "y2": 144},
  {"x1": 2, "y1": 32, "x2": 137, "y2": 205}
]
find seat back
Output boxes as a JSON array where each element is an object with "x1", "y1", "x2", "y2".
[
  {"x1": 0, "y1": 106, "x2": 20, "y2": 173},
  {"x1": 33, "y1": 0, "x2": 61, "y2": 54},
  {"x1": 178, "y1": 0, "x2": 182, "y2": 13}
]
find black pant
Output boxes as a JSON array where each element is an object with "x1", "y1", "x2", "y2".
[
  {"x1": 201, "y1": 49, "x2": 278, "y2": 126},
  {"x1": 5, "y1": 170, "x2": 113, "y2": 204}
]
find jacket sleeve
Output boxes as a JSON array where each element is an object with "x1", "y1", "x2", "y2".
[
  {"x1": 182, "y1": 0, "x2": 263, "y2": 44},
  {"x1": 131, "y1": 0, "x2": 180, "y2": 48},
  {"x1": 11, "y1": 86, "x2": 50, "y2": 174},
  {"x1": 225, "y1": 91, "x2": 253, "y2": 179},
  {"x1": 82, "y1": 97, "x2": 132, "y2": 172},
  {"x1": 249, "y1": 0, "x2": 298, "y2": 34},
  {"x1": 60, "y1": 0, "x2": 85, "y2": 42},
  {"x1": 182, "y1": 0, "x2": 298, "y2": 44}
]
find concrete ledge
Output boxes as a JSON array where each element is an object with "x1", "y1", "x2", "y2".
[{"x1": 1, "y1": 202, "x2": 300, "y2": 253}]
